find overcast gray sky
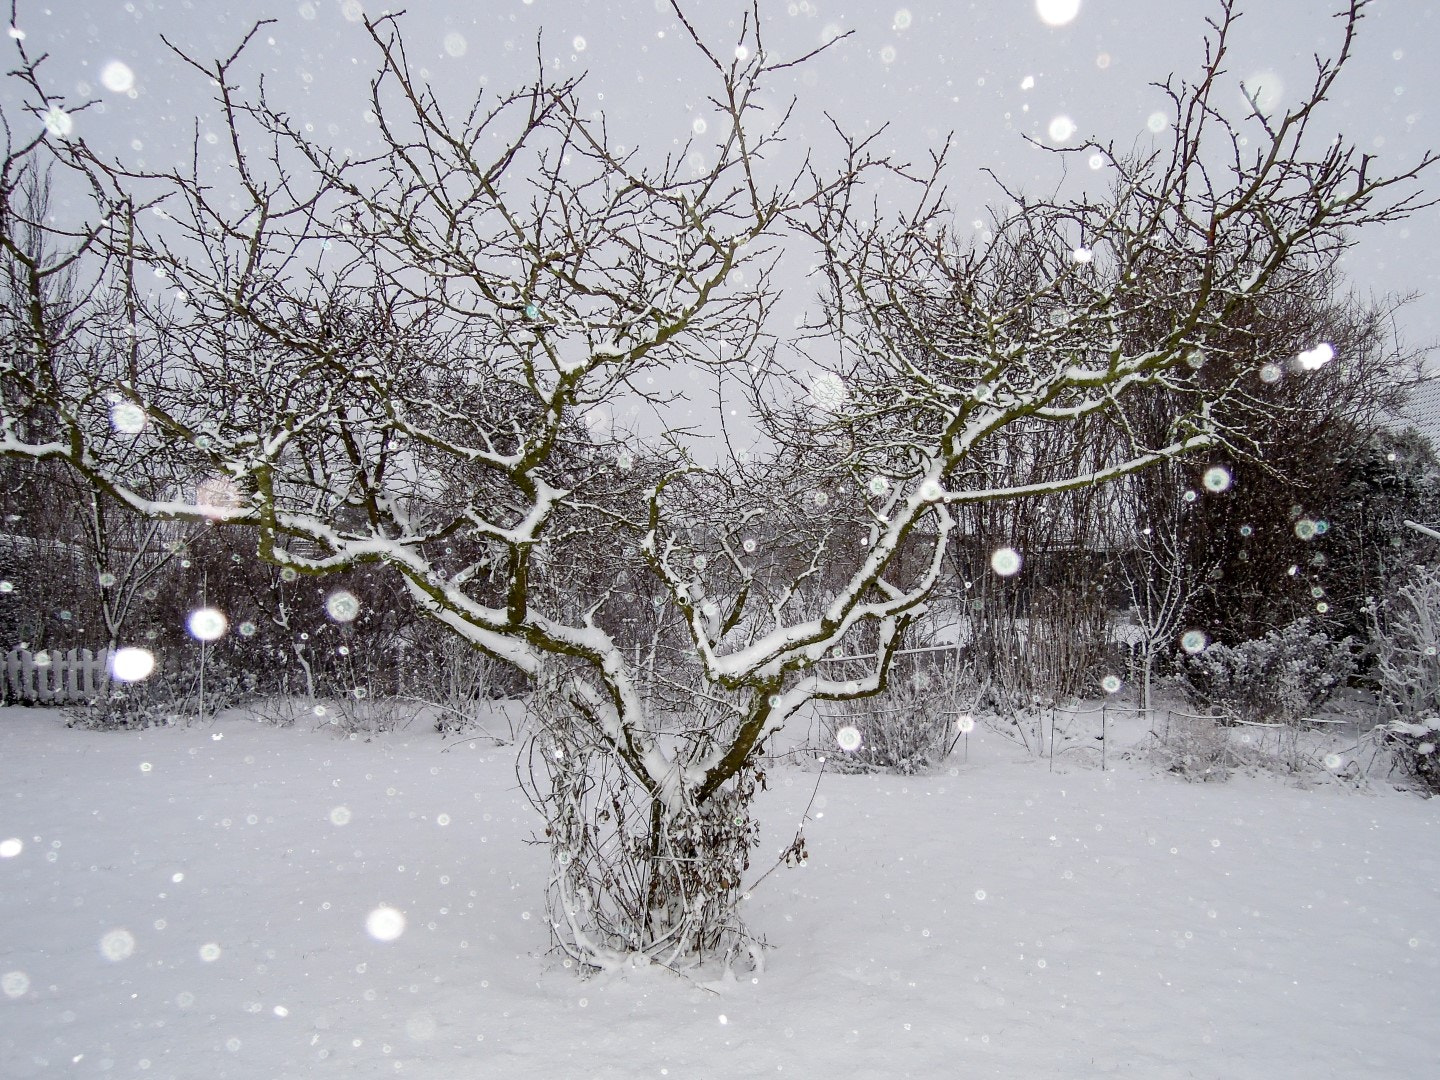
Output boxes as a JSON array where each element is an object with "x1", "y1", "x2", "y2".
[{"x1": 17, "y1": 1, "x2": 1440, "y2": 407}]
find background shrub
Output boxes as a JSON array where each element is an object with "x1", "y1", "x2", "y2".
[
  {"x1": 1370, "y1": 566, "x2": 1440, "y2": 792},
  {"x1": 1183, "y1": 618, "x2": 1356, "y2": 725},
  {"x1": 819, "y1": 650, "x2": 981, "y2": 773}
]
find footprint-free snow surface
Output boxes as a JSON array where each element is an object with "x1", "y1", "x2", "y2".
[{"x1": 2, "y1": 706, "x2": 1438, "y2": 1078}]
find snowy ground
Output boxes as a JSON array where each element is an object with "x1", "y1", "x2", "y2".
[{"x1": 2, "y1": 704, "x2": 1438, "y2": 1079}]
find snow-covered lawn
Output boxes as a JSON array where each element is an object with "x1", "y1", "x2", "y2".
[{"x1": 2, "y1": 705, "x2": 1437, "y2": 1079}]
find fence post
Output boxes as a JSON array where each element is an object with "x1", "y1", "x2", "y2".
[
  {"x1": 62, "y1": 649, "x2": 77, "y2": 699},
  {"x1": 36, "y1": 651, "x2": 56, "y2": 703},
  {"x1": 15, "y1": 649, "x2": 36, "y2": 701},
  {"x1": 83, "y1": 649, "x2": 104, "y2": 697},
  {"x1": 82, "y1": 648, "x2": 94, "y2": 697}
]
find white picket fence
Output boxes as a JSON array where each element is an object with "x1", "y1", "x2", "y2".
[{"x1": 2, "y1": 648, "x2": 112, "y2": 704}]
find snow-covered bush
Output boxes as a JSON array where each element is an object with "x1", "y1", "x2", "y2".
[
  {"x1": 1380, "y1": 716, "x2": 1440, "y2": 792},
  {"x1": 819, "y1": 652, "x2": 981, "y2": 773},
  {"x1": 821, "y1": 700, "x2": 942, "y2": 774},
  {"x1": 1146, "y1": 712, "x2": 1233, "y2": 782},
  {"x1": 66, "y1": 654, "x2": 256, "y2": 729},
  {"x1": 1182, "y1": 619, "x2": 1355, "y2": 726},
  {"x1": 1370, "y1": 566, "x2": 1440, "y2": 792},
  {"x1": 406, "y1": 632, "x2": 524, "y2": 737}
]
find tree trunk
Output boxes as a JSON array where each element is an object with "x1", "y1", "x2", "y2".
[{"x1": 531, "y1": 717, "x2": 763, "y2": 972}]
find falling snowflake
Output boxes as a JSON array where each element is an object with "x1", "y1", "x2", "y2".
[
  {"x1": 110, "y1": 647, "x2": 156, "y2": 683},
  {"x1": 1295, "y1": 342, "x2": 1334, "y2": 371},
  {"x1": 809, "y1": 371, "x2": 848, "y2": 412},
  {"x1": 100, "y1": 60, "x2": 135, "y2": 93},
  {"x1": 1242, "y1": 70, "x2": 1284, "y2": 114},
  {"x1": 326, "y1": 590, "x2": 361, "y2": 623},
  {"x1": 1202, "y1": 466, "x2": 1232, "y2": 493},
  {"x1": 43, "y1": 106, "x2": 73, "y2": 139},
  {"x1": 366, "y1": 906, "x2": 406, "y2": 942},
  {"x1": 990, "y1": 547, "x2": 1022, "y2": 576},
  {"x1": 110, "y1": 403, "x2": 145, "y2": 434},
  {"x1": 1035, "y1": 0, "x2": 1081, "y2": 26},
  {"x1": 187, "y1": 607, "x2": 228, "y2": 642},
  {"x1": 99, "y1": 929, "x2": 136, "y2": 961}
]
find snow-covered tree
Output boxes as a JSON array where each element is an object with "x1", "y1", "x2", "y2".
[
  {"x1": 0, "y1": 1, "x2": 1432, "y2": 969},
  {"x1": 1107, "y1": 480, "x2": 1211, "y2": 720}
]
